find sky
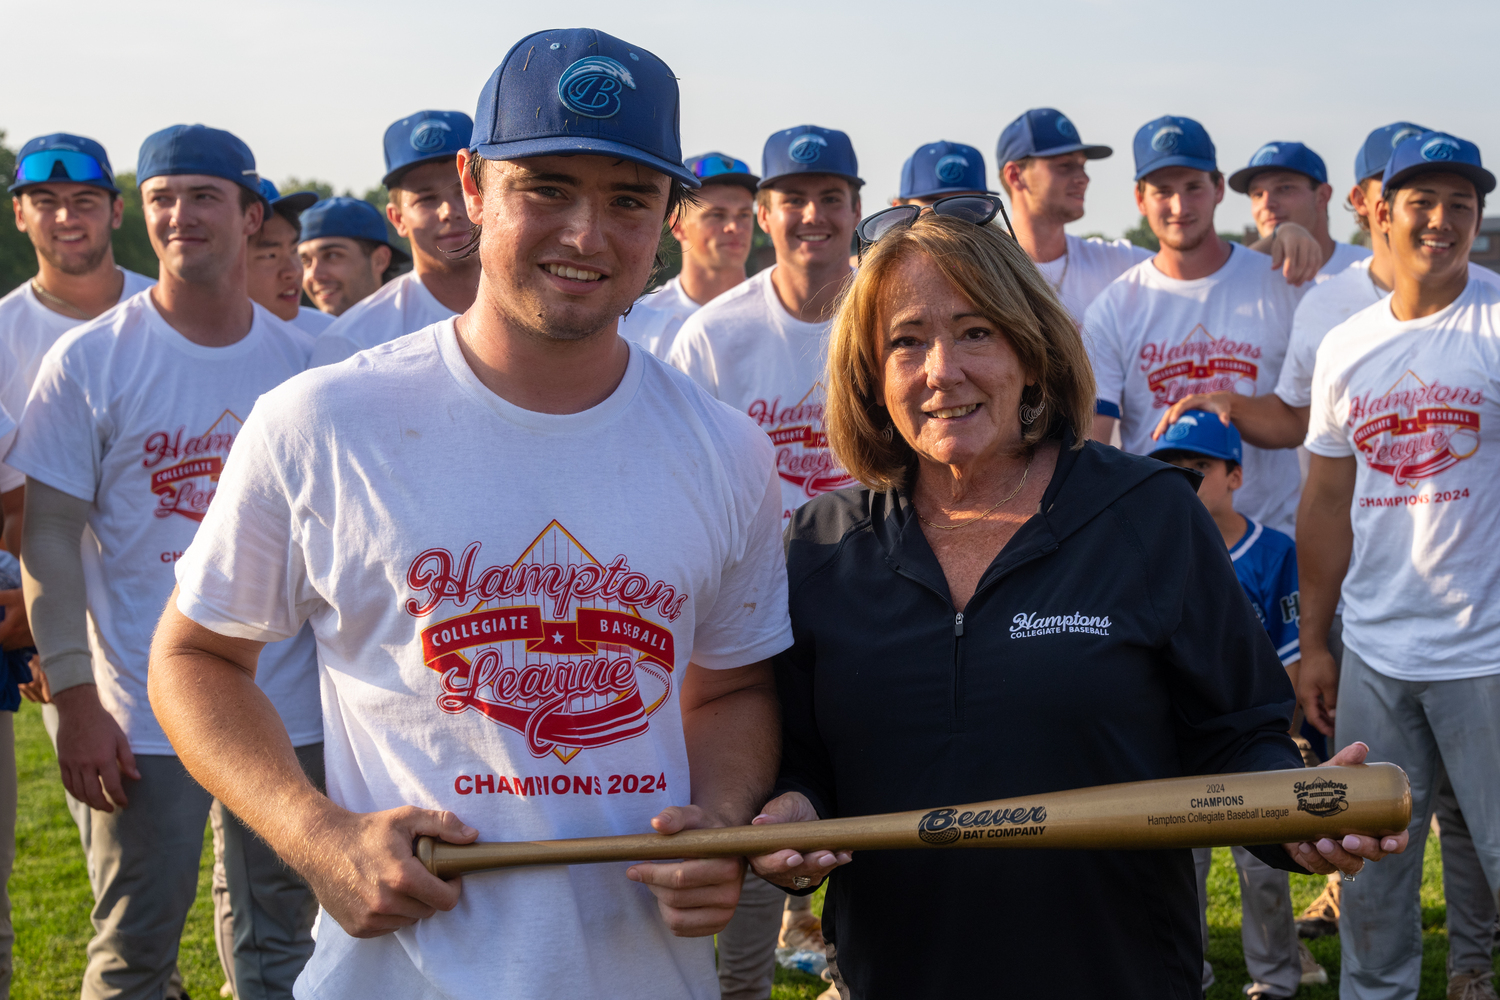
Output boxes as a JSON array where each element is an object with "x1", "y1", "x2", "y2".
[{"x1": 10, "y1": 0, "x2": 1500, "y2": 241}]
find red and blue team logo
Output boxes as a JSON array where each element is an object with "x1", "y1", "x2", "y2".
[{"x1": 557, "y1": 56, "x2": 637, "y2": 119}]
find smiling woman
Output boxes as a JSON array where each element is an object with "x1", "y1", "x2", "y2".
[{"x1": 743, "y1": 212, "x2": 1408, "y2": 998}]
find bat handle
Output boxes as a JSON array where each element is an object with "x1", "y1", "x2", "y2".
[{"x1": 415, "y1": 835, "x2": 437, "y2": 876}]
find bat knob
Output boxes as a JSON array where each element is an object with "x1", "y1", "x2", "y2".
[{"x1": 415, "y1": 835, "x2": 437, "y2": 876}]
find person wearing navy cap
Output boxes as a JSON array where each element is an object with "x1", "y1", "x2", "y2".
[
  {"x1": 618, "y1": 152, "x2": 758, "y2": 359},
  {"x1": 310, "y1": 110, "x2": 479, "y2": 366},
  {"x1": 893, "y1": 140, "x2": 993, "y2": 206},
  {"x1": 1298, "y1": 130, "x2": 1500, "y2": 1000},
  {"x1": 150, "y1": 28, "x2": 794, "y2": 1000},
  {"x1": 12, "y1": 122, "x2": 323, "y2": 999},
  {"x1": 244, "y1": 179, "x2": 331, "y2": 334},
  {"x1": 297, "y1": 196, "x2": 404, "y2": 318},
  {"x1": 1230, "y1": 142, "x2": 1371, "y2": 281}
]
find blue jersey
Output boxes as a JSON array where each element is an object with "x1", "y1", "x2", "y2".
[{"x1": 1229, "y1": 518, "x2": 1300, "y2": 666}]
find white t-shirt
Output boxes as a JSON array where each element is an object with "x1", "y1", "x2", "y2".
[
  {"x1": 5, "y1": 292, "x2": 322, "y2": 752},
  {"x1": 1305, "y1": 278, "x2": 1500, "y2": 681},
  {"x1": 669, "y1": 268, "x2": 857, "y2": 522},
  {"x1": 0, "y1": 269, "x2": 156, "y2": 490},
  {"x1": 309, "y1": 271, "x2": 455, "y2": 367},
  {"x1": 1033, "y1": 234, "x2": 1155, "y2": 322},
  {"x1": 1277, "y1": 261, "x2": 1500, "y2": 409},
  {"x1": 1084, "y1": 244, "x2": 1304, "y2": 532},
  {"x1": 618, "y1": 276, "x2": 703, "y2": 360},
  {"x1": 293, "y1": 306, "x2": 335, "y2": 336},
  {"x1": 173, "y1": 323, "x2": 792, "y2": 1000},
  {"x1": 1316, "y1": 241, "x2": 1372, "y2": 282}
]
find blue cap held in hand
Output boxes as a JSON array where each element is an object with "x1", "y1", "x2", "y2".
[
  {"x1": 137, "y1": 125, "x2": 264, "y2": 204},
  {"x1": 761, "y1": 125, "x2": 861, "y2": 190},
  {"x1": 1133, "y1": 116, "x2": 1217, "y2": 181},
  {"x1": 298, "y1": 197, "x2": 411, "y2": 263},
  {"x1": 1150, "y1": 410, "x2": 1242, "y2": 464},
  {"x1": 258, "y1": 179, "x2": 318, "y2": 219},
  {"x1": 382, "y1": 110, "x2": 473, "y2": 189},
  {"x1": 1228, "y1": 142, "x2": 1327, "y2": 194},
  {"x1": 995, "y1": 109, "x2": 1111, "y2": 169},
  {"x1": 10, "y1": 133, "x2": 118, "y2": 194},
  {"x1": 1355, "y1": 122, "x2": 1429, "y2": 183},
  {"x1": 1382, "y1": 131, "x2": 1495, "y2": 196},
  {"x1": 899, "y1": 141, "x2": 996, "y2": 200},
  {"x1": 470, "y1": 28, "x2": 697, "y2": 188}
]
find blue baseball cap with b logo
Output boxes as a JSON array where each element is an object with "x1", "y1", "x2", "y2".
[
  {"x1": 899, "y1": 141, "x2": 996, "y2": 200},
  {"x1": 1355, "y1": 122, "x2": 1429, "y2": 183},
  {"x1": 1228, "y1": 142, "x2": 1327, "y2": 194},
  {"x1": 1149, "y1": 410, "x2": 1243, "y2": 464},
  {"x1": 995, "y1": 109, "x2": 1111, "y2": 169},
  {"x1": 1133, "y1": 116, "x2": 1217, "y2": 181},
  {"x1": 1383, "y1": 131, "x2": 1496, "y2": 196},
  {"x1": 383, "y1": 110, "x2": 473, "y2": 188},
  {"x1": 10, "y1": 133, "x2": 119, "y2": 194},
  {"x1": 761, "y1": 125, "x2": 862, "y2": 190},
  {"x1": 469, "y1": 28, "x2": 698, "y2": 188},
  {"x1": 137, "y1": 124, "x2": 265, "y2": 205}
]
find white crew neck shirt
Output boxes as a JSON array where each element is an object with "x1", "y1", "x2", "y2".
[
  {"x1": 1032, "y1": 234, "x2": 1155, "y2": 322},
  {"x1": 1305, "y1": 278, "x2": 1500, "y2": 681},
  {"x1": 309, "y1": 271, "x2": 456, "y2": 367},
  {"x1": 1084, "y1": 243, "x2": 1304, "y2": 532},
  {"x1": 173, "y1": 322, "x2": 792, "y2": 999},
  {"x1": 0, "y1": 269, "x2": 156, "y2": 490},
  {"x1": 293, "y1": 305, "x2": 335, "y2": 336},
  {"x1": 668, "y1": 267, "x2": 857, "y2": 522},
  {"x1": 1316, "y1": 240, "x2": 1372, "y2": 283},
  {"x1": 5, "y1": 292, "x2": 322, "y2": 752},
  {"x1": 618, "y1": 276, "x2": 704, "y2": 359},
  {"x1": 1277, "y1": 261, "x2": 1500, "y2": 409}
]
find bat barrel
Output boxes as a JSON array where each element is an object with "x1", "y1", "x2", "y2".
[{"x1": 416, "y1": 763, "x2": 1411, "y2": 878}]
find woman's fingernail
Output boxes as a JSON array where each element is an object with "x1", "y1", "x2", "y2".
[
  {"x1": 751, "y1": 814, "x2": 771, "y2": 824},
  {"x1": 786, "y1": 854, "x2": 802, "y2": 867},
  {"x1": 1317, "y1": 838, "x2": 1335, "y2": 853},
  {"x1": 819, "y1": 854, "x2": 836, "y2": 867}
]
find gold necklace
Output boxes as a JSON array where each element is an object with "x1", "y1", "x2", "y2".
[
  {"x1": 30, "y1": 279, "x2": 92, "y2": 320},
  {"x1": 917, "y1": 452, "x2": 1033, "y2": 531}
]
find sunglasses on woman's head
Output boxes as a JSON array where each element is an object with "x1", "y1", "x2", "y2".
[{"x1": 855, "y1": 194, "x2": 1015, "y2": 257}]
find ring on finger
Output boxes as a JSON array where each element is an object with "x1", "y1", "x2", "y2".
[
  {"x1": 1341, "y1": 873, "x2": 1356, "y2": 883},
  {"x1": 792, "y1": 876, "x2": 814, "y2": 889}
]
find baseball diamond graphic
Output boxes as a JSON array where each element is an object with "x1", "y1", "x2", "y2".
[
  {"x1": 751, "y1": 382, "x2": 856, "y2": 500},
  {"x1": 1143, "y1": 324, "x2": 1260, "y2": 407},
  {"x1": 1349, "y1": 370, "x2": 1482, "y2": 487},
  {"x1": 144, "y1": 408, "x2": 244, "y2": 523},
  {"x1": 411, "y1": 521, "x2": 679, "y2": 763}
]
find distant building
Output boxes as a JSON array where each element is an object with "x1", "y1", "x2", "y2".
[{"x1": 1471, "y1": 216, "x2": 1500, "y2": 273}]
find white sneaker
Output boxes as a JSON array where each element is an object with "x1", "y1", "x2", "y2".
[{"x1": 1300, "y1": 941, "x2": 1329, "y2": 985}]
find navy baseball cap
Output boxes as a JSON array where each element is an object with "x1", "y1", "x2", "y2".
[
  {"x1": 1383, "y1": 131, "x2": 1496, "y2": 197},
  {"x1": 1228, "y1": 142, "x2": 1327, "y2": 194},
  {"x1": 471, "y1": 28, "x2": 697, "y2": 188},
  {"x1": 685, "y1": 152, "x2": 758, "y2": 192},
  {"x1": 1355, "y1": 122, "x2": 1429, "y2": 183},
  {"x1": 995, "y1": 109, "x2": 1111, "y2": 169},
  {"x1": 1133, "y1": 116, "x2": 1217, "y2": 181},
  {"x1": 298, "y1": 197, "x2": 411, "y2": 263},
  {"x1": 10, "y1": 133, "x2": 119, "y2": 194},
  {"x1": 900, "y1": 141, "x2": 996, "y2": 200},
  {"x1": 1150, "y1": 410, "x2": 1243, "y2": 464},
  {"x1": 258, "y1": 179, "x2": 317, "y2": 219},
  {"x1": 761, "y1": 125, "x2": 862, "y2": 190},
  {"x1": 382, "y1": 110, "x2": 472, "y2": 189},
  {"x1": 137, "y1": 125, "x2": 264, "y2": 204}
]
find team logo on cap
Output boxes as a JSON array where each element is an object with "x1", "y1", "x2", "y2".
[
  {"x1": 789, "y1": 134, "x2": 828, "y2": 164},
  {"x1": 1164, "y1": 415, "x2": 1198, "y2": 441},
  {"x1": 1151, "y1": 125, "x2": 1184, "y2": 153},
  {"x1": 557, "y1": 56, "x2": 637, "y2": 119},
  {"x1": 1391, "y1": 127, "x2": 1423, "y2": 148},
  {"x1": 1054, "y1": 115, "x2": 1078, "y2": 140},
  {"x1": 1420, "y1": 136, "x2": 1462, "y2": 162},
  {"x1": 1250, "y1": 144, "x2": 1280, "y2": 166},
  {"x1": 410, "y1": 119, "x2": 453, "y2": 153},
  {"x1": 935, "y1": 154, "x2": 970, "y2": 184}
]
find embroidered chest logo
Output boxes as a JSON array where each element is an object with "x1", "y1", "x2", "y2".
[
  {"x1": 1346, "y1": 371, "x2": 1481, "y2": 487},
  {"x1": 1140, "y1": 324, "x2": 1262, "y2": 409},
  {"x1": 405, "y1": 522, "x2": 684, "y2": 763},
  {"x1": 747, "y1": 383, "x2": 855, "y2": 507},
  {"x1": 1009, "y1": 612, "x2": 1112, "y2": 638},
  {"x1": 141, "y1": 410, "x2": 242, "y2": 522}
]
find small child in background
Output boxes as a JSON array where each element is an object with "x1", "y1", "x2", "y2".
[{"x1": 1151, "y1": 410, "x2": 1325, "y2": 999}]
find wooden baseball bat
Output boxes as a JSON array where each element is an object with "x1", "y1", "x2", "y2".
[{"x1": 416, "y1": 763, "x2": 1409, "y2": 879}]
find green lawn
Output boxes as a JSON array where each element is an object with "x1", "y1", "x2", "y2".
[{"x1": 9, "y1": 701, "x2": 1493, "y2": 998}]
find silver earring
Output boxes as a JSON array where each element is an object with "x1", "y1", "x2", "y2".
[
  {"x1": 880, "y1": 422, "x2": 895, "y2": 442},
  {"x1": 1019, "y1": 400, "x2": 1044, "y2": 426}
]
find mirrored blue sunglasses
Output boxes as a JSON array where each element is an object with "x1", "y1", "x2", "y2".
[
  {"x1": 14, "y1": 149, "x2": 109, "y2": 186},
  {"x1": 693, "y1": 156, "x2": 752, "y2": 180}
]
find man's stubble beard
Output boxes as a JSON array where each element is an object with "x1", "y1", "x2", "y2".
[{"x1": 38, "y1": 237, "x2": 112, "y2": 277}]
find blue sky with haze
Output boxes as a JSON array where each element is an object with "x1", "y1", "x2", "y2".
[{"x1": 11, "y1": 0, "x2": 1498, "y2": 240}]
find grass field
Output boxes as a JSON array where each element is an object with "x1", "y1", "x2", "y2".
[{"x1": 8, "y1": 700, "x2": 1495, "y2": 998}]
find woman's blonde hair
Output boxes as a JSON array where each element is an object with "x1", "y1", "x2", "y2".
[{"x1": 825, "y1": 214, "x2": 1097, "y2": 492}]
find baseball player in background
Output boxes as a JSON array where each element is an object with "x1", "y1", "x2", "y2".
[
  {"x1": 297, "y1": 196, "x2": 406, "y2": 317},
  {"x1": 245, "y1": 179, "x2": 332, "y2": 335},
  {"x1": 1228, "y1": 141, "x2": 1370, "y2": 279}
]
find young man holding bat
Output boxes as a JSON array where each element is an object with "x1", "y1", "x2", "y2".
[{"x1": 148, "y1": 28, "x2": 791, "y2": 1000}]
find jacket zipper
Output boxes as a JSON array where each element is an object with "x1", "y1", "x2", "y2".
[{"x1": 954, "y1": 612, "x2": 964, "y2": 636}]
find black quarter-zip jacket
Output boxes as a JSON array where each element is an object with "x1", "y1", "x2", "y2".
[{"x1": 773, "y1": 435, "x2": 1303, "y2": 999}]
